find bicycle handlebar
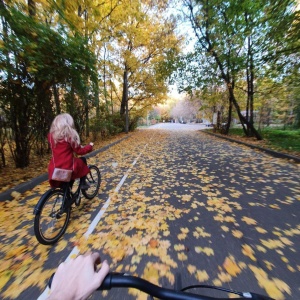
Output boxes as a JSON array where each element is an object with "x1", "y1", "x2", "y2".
[
  {"x1": 99, "y1": 272, "x2": 208, "y2": 300},
  {"x1": 48, "y1": 271, "x2": 275, "y2": 300},
  {"x1": 98, "y1": 272, "x2": 275, "y2": 300}
]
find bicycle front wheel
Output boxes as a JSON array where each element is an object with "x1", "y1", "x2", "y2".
[
  {"x1": 82, "y1": 165, "x2": 101, "y2": 199},
  {"x1": 34, "y1": 189, "x2": 71, "y2": 245}
]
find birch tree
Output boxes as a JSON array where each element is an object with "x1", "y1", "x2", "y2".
[{"x1": 180, "y1": 0, "x2": 299, "y2": 139}]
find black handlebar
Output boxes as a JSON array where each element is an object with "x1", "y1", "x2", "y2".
[
  {"x1": 48, "y1": 272, "x2": 275, "y2": 300},
  {"x1": 98, "y1": 272, "x2": 212, "y2": 300},
  {"x1": 98, "y1": 272, "x2": 274, "y2": 300}
]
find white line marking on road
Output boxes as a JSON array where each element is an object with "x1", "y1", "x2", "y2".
[{"x1": 37, "y1": 141, "x2": 150, "y2": 300}]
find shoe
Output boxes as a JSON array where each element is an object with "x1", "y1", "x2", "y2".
[{"x1": 80, "y1": 183, "x2": 90, "y2": 190}]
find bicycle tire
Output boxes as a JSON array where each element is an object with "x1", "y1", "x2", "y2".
[
  {"x1": 82, "y1": 165, "x2": 101, "y2": 199},
  {"x1": 34, "y1": 189, "x2": 71, "y2": 245}
]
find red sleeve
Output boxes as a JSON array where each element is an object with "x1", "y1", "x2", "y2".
[{"x1": 72, "y1": 144, "x2": 93, "y2": 155}]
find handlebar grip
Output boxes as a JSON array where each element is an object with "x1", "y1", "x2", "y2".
[
  {"x1": 248, "y1": 293, "x2": 275, "y2": 300},
  {"x1": 98, "y1": 272, "x2": 121, "y2": 290}
]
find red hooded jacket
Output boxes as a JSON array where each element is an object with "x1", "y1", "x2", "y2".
[{"x1": 48, "y1": 133, "x2": 93, "y2": 188}]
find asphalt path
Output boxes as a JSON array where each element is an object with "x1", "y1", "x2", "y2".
[{"x1": 0, "y1": 123, "x2": 299, "y2": 300}]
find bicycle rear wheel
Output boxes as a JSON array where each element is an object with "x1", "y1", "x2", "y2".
[
  {"x1": 82, "y1": 165, "x2": 101, "y2": 199},
  {"x1": 34, "y1": 189, "x2": 71, "y2": 245}
]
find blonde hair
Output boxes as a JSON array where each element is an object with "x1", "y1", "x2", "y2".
[{"x1": 50, "y1": 113, "x2": 80, "y2": 146}]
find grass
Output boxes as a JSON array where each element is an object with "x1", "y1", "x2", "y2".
[{"x1": 228, "y1": 127, "x2": 300, "y2": 153}]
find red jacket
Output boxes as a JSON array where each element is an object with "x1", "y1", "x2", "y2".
[{"x1": 48, "y1": 133, "x2": 93, "y2": 188}]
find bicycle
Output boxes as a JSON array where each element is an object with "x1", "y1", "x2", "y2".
[
  {"x1": 48, "y1": 272, "x2": 275, "y2": 300},
  {"x1": 33, "y1": 164, "x2": 101, "y2": 245}
]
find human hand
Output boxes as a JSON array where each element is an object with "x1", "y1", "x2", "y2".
[
  {"x1": 47, "y1": 253, "x2": 109, "y2": 300},
  {"x1": 90, "y1": 142, "x2": 94, "y2": 147}
]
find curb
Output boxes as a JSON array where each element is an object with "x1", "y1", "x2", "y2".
[
  {"x1": 202, "y1": 131, "x2": 300, "y2": 164},
  {"x1": 0, "y1": 135, "x2": 130, "y2": 202}
]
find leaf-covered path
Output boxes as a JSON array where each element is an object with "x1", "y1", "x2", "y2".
[{"x1": 0, "y1": 127, "x2": 299, "y2": 300}]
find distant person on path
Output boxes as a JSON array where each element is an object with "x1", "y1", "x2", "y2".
[{"x1": 48, "y1": 113, "x2": 94, "y2": 189}]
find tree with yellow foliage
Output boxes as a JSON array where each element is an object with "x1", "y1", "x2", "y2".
[{"x1": 99, "y1": 0, "x2": 183, "y2": 132}]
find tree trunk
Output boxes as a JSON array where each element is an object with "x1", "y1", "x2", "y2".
[
  {"x1": 247, "y1": 34, "x2": 255, "y2": 136},
  {"x1": 9, "y1": 85, "x2": 31, "y2": 168},
  {"x1": 85, "y1": 103, "x2": 89, "y2": 137},
  {"x1": 103, "y1": 44, "x2": 110, "y2": 114},
  {"x1": 125, "y1": 95, "x2": 129, "y2": 134},
  {"x1": 249, "y1": 51, "x2": 254, "y2": 129},
  {"x1": 120, "y1": 66, "x2": 129, "y2": 133},
  {"x1": 120, "y1": 68, "x2": 127, "y2": 115},
  {"x1": 245, "y1": 12, "x2": 256, "y2": 137},
  {"x1": 110, "y1": 79, "x2": 114, "y2": 114},
  {"x1": 224, "y1": 98, "x2": 232, "y2": 134},
  {"x1": 35, "y1": 79, "x2": 53, "y2": 128},
  {"x1": 246, "y1": 60, "x2": 250, "y2": 130},
  {"x1": 27, "y1": 0, "x2": 36, "y2": 16},
  {"x1": 53, "y1": 83, "x2": 61, "y2": 115},
  {"x1": 209, "y1": 49, "x2": 262, "y2": 140},
  {"x1": 229, "y1": 87, "x2": 262, "y2": 140}
]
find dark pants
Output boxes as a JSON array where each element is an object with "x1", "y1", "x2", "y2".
[
  {"x1": 79, "y1": 157, "x2": 88, "y2": 185},
  {"x1": 70, "y1": 157, "x2": 87, "y2": 188}
]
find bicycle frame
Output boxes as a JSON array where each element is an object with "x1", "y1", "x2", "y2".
[
  {"x1": 33, "y1": 182, "x2": 74, "y2": 215},
  {"x1": 33, "y1": 164, "x2": 101, "y2": 245}
]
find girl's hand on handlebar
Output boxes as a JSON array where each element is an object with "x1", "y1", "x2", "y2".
[{"x1": 47, "y1": 253, "x2": 109, "y2": 300}]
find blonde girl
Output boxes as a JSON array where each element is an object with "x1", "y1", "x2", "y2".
[{"x1": 48, "y1": 113, "x2": 93, "y2": 189}]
